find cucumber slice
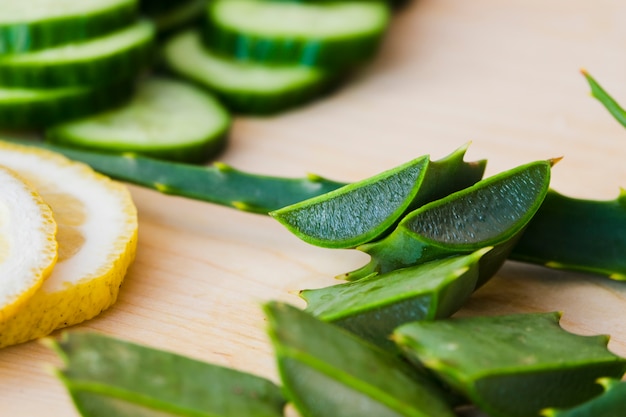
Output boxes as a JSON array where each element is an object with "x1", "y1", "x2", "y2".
[
  {"x1": 0, "y1": 0, "x2": 138, "y2": 55},
  {"x1": 45, "y1": 77, "x2": 231, "y2": 164},
  {"x1": 0, "y1": 81, "x2": 134, "y2": 130},
  {"x1": 163, "y1": 30, "x2": 337, "y2": 114},
  {"x1": 0, "y1": 20, "x2": 155, "y2": 88},
  {"x1": 203, "y1": 0, "x2": 391, "y2": 68}
]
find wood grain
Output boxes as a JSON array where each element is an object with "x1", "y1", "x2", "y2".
[{"x1": 2, "y1": 0, "x2": 626, "y2": 415}]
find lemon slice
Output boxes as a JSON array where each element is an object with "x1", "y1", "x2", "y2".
[
  {"x1": 0, "y1": 140, "x2": 138, "y2": 347},
  {"x1": 0, "y1": 166, "x2": 57, "y2": 322}
]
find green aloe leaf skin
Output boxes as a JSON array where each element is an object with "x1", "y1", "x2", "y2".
[
  {"x1": 270, "y1": 144, "x2": 486, "y2": 249},
  {"x1": 341, "y1": 159, "x2": 553, "y2": 282},
  {"x1": 510, "y1": 189, "x2": 626, "y2": 280},
  {"x1": 300, "y1": 247, "x2": 490, "y2": 351},
  {"x1": 48, "y1": 332, "x2": 286, "y2": 417},
  {"x1": 264, "y1": 301, "x2": 458, "y2": 417},
  {"x1": 1, "y1": 137, "x2": 346, "y2": 214},
  {"x1": 542, "y1": 378, "x2": 626, "y2": 417},
  {"x1": 581, "y1": 69, "x2": 626, "y2": 128},
  {"x1": 393, "y1": 312, "x2": 626, "y2": 417}
]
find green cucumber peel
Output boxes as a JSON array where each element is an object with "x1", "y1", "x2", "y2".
[
  {"x1": 1, "y1": 138, "x2": 346, "y2": 214},
  {"x1": 510, "y1": 189, "x2": 626, "y2": 280},
  {"x1": 0, "y1": 0, "x2": 138, "y2": 55},
  {"x1": 300, "y1": 247, "x2": 490, "y2": 351},
  {"x1": 48, "y1": 331, "x2": 286, "y2": 417},
  {"x1": 0, "y1": 19, "x2": 155, "y2": 88},
  {"x1": 581, "y1": 69, "x2": 626, "y2": 128},
  {"x1": 393, "y1": 312, "x2": 626, "y2": 417},
  {"x1": 542, "y1": 378, "x2": 626, "y2": 417},
  {"x1": 270, "y1": 144, "x2": 486, "y2": 249},
  {"x1": 342, "y1": 159, "x2": 554, "y2": 282},
  {"x1": 264, "y1": 301, "x2": 458, "y2": 417},
  {"x1": 203, "y1": 0, "x2": 391, "y2": 68}
]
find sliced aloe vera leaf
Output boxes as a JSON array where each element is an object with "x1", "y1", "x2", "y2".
[
  {"x1": 264, "y1": 301, "x2": 458, "y2": 417},
  {"x1": 45, "y1": 77, "x2": 231, "y2": 164},
  {"x1": 270, "y1": 144, "x2": 486, "y2": 249},
  {"x1": 393, "y1": 312, "x2": 626, "y2": 417},
  {"x1": 343, "y1": 159, "x2": 553, "y2": 282},
  {"x1": 510, "y1": 189, "x2": 626, "y2": 280},
  {"x1": 49, "y1": 332, "x2": 286, "y2": 417},
  {"x1": 1, "y1": 138, "x2": 346, "y2": 214},
  {"x1": 581, "y1": 69, "x2": 626, "y2": 128},
  {"x1": 162, "y1": 30, "x2": 338, "y2": 115},
  {"x1": 0, "y1": 19, "x2": 155, "y2": 88},
  {"x1": 203, "y1": 0, "x2": 391, "y2": 68},
  {"x1": 300, "y1": 248, "x2": 489, "y2": 350},
  {"x1": 542, "y1": 378, "x2": 626, "y2": 417},
  {"x1": 0, "y1": 0, "x2": 138, "y2": 55}
]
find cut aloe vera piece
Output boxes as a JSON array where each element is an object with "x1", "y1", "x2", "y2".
[
  {"x1": 46, "y1": 77, "x2": 230, "y2": 163},
  {"x1": 0, "y1": 0, "x2": 138, "y2": 55},
  {"x1": 271, "y1": 145, "x2": 486, "y2": 249},
  {"x1": 49, "y1": 332, "x2": 286, "y2": 417},
  {"x1": 203, "y1": 0, "x2": 391, "y2": 68},
  {"x1": 0, "y1": 19, "x2": 155, "y2": 88},
  {"x1": 0, "y1": 81, "x2": 133, "y2": 130},
  {"x1": 1, "y1": 138, "x2": 347, "y2": 214},
  {"x1": 343, "y1": 159, "x2": 553, "y2": 282},
  {"x1": 542, "y1": 378, "x2": 626, "y2": 417},
  {"x1": 394, "y1": 312, "x2": 626, "y2": 417},
  {"x1": 265, "y1": 301, "x2": 458, "y2": 417},
  {"x1": 301, "y1": 248, "x2": 489, "y2": 351},
  {"x1": 510, "y1": 189, "x2": 626, "y2": 280},
  {"x1": 163, "y1": 30, "x2": 337, "y2": 114}
]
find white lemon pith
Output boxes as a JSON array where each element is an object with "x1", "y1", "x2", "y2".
[
  {"x1": 0, "y1": 140, "x2": 138, "y2": 347},
  {"x1": 0, "y1": 166, "x2": 57, "y2": 323}
]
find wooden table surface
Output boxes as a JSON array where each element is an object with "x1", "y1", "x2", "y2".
[{"x1": 3, "y1": 1, "x2": 626, "y2": 415}]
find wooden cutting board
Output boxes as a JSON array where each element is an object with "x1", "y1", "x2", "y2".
[{"x1": 2, "y1": 0, "x2": 626, "y2": 415}]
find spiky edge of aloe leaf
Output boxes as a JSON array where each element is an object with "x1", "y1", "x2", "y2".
[
  {"x1": 45, "y1": 331, "x2": 287, "y2": 417},
  {"x1": 581, "y1": 69, "x2": 626, "y2": 128},
  {"x1": 510, "y1": 189, "x2": 626, "y2": 280},
  {"x1": 541, "y1": 378, "x2": 626, "y2": 417},
  {"x1": 0, "y1": 138, "x2": 346, "y2": 214}
]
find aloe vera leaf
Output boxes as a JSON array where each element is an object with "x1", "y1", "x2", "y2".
[
  {"x1": 1, "y1": 137, "x2": 346, "y2": 214},
  {"x1": 300, "y1": 248, "x2": 490, "y2": 350},
  {"x1": 542, "y1": 378, "x2": 626, "y2": 417},
  {"x1": 270, "y1": 144, "x2": 486, "y2": 249},
  {"x1": 509, "y1": 189, "x2": 626, "y2": 280},
  {"x1": 393, "y1": 312, "x2": 626, "y2": 417},
  {"x1": 581, "y1": 69, "x2": 626, "y2": 127},
  {"x1": 264, "y1": 301, "x2": 458, "y2": 417},
  {"x1": 49, "y1": 332, "x2": 286, "y2": 417},
  {"x1": 342, "y1": 159, "x2": 553, "y2": 282}
]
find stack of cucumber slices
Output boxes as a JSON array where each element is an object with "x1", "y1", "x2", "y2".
[
  {"x1": 1, "y1": 0, "x2": 397, "y2": 163},
  {"x1": 0, "y1": 0, "x2": 154, "y2": 129}
]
